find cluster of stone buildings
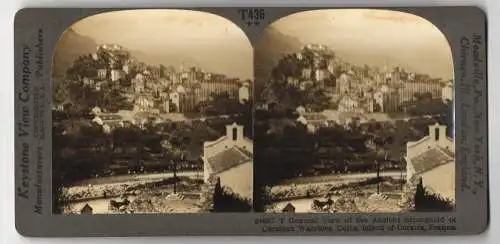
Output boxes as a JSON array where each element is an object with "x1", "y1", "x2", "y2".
[
  {"x1": 80, "y1": 44, "x2": 252, "y2": 114},
  {"x1": 131, "y1": 69, "x2": 251, "y2": 114},
  {"x1": 283, "y1": 44, "x2": 453, "y2": 114}
]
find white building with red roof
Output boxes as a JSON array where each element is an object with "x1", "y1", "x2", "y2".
[
  {"x1": 405, "y1": 123, "x2": 455, "y2": 202},
  {"x1": 202, "y1": 123, "x2": 253, "y2": 201}
]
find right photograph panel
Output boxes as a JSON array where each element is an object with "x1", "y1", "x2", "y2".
[{"x1": 253, "y1": 9, "x2": 455, "y2": 213}]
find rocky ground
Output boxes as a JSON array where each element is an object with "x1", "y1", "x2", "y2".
[
  {"x1": 267, "y1": 192, "x2": 404, "y2": 213},
  {"x1": 266, "y1": 179, "x2": 406, "y2": 213},
  {"x1": 64, "y1": 190, "x2": 201, "y2": 214},
  {"x1": 117, "y1": 192, "x2": 201, "y2": 214},
  {"x1": 62, "y1": 176, "x2": 202, "y2": 202},
  {"x1": 267, "y1": 177, "x2": 402, "y2": 201},
  {"x1": 60, "y1": 177, "x2": 204, "y2": 214}
]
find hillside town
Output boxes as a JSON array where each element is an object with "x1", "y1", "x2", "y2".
[
  {"x1": 52, "y1": 43, "x2": 253, "y2": 214},
  {"x1": 259, "y1": 44, "x2": 452, "y2": 117},
  {"x1": 254, "y1": 44, "x2": 454, "y2": 213},
  {"x1": 54, "y1": 43, "x2": 252, "y2": 117}
]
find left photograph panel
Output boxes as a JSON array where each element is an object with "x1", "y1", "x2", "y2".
[{"x1": 51, "y1": 10, "x2": 254, "y2": 214}]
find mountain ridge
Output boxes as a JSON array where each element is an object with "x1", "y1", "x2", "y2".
[{"x1": 53, "y1": 28, "x2": 98, "y2": 81}]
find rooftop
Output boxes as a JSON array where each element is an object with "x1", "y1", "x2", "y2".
[
  {"x1": 408, "y1": 148, "x2": 453, "y2": 175},
  {"x1": 206, "y1": 147, "x2": 252, "y2": 175}
]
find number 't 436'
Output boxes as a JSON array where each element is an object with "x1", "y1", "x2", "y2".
[{"x1": 238, "y1": 9, "x2": 265, "y2": 21}]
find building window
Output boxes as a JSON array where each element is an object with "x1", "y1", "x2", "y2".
[
  {"x1": 232, "y1": 127, "x2": 238, "y2": 141},
  {"x1": 435, "y1": 128, "x2": 440, "y2": 141}
]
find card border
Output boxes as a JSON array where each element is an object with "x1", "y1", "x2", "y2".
[{"x1": 14, "y1": 6, "x2": 489, "y2": 236}]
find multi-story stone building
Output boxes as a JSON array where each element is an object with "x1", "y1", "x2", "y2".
[
  {"x1": 338, "y1": 95, "x2": 359, "y2": 112},
  {"x1": 111, "y1": 69, "x2": 125, "y2": 82},
  {"x1": 442, "y1": 81, "x2": 453, "y2": 102},
  {"x1": 97, "y1": 68, "x2": 107, "y2": 80},
  {"x1": 179, "y1": 92, "x2": 197, "y2": 113},
  {"x1": 383, "y1": 91, "x2": 402, "y2": 113},
  {"x1": 134, "y1": 94, "x2": 155, "y2": 112},
  {"x1": 132, "y1": 73, "x2": 145, "y2": 93},
  {"x1": 197, "y1": 75, "x2": 240, "y2": 102},
  {"x1": 286, "y1": 77, "x2": 300, "y2": 88},
  {"x1": 315, "y1": 69, "x2": 328, "y2": 82},
  {"x1": 148, "y1": 65, "x2": 162, "y2": 79},
  {"x1": 239, "y1": 83, "x2": 250, "y2": 104},
  {"x1": 337, "y1": 73, "x2": 352, "y2": 95},
  {"x1": 400, "y1": 80, "x2": 442, "y2": 103},
  {"x1": 122, "y1": 64, "x2": 130, "y2": 75},
  {"x1": 169, "y1": 92, "x2": 180, "y2": 112},
  {"x1": 82, "y1": 77, "x2": 95, "y2": 87},
  {"x1": 98, "y1": 44, "x2": 123, "y2": 51},
  {"x1": 302, "y1": 68, "x2": 313, "y2": 80}
]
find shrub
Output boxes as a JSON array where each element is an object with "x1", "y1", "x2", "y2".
[
  {"x1": 414, "y1": 177, "x2": 454, "y2": 212},
  {"x1": 212, "y1": 178, "x2": 252, "y2": 212}
]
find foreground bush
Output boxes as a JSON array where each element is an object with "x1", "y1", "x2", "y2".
[{"x1": 414, "y1": 178, "x2": 454, "y2": 212}]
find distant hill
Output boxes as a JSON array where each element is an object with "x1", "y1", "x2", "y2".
[
  {"x1": 252, "y1": 27, "x2": 418, "y2": 99},
  {"x1": 333, "y1": 48, "x2": 420, "y2": 76},
  {"x1": 53, "y1": 27, "x2": 251, "y2": 84},
  {"x1": 254, "y1": 26, "x2": 303, "y2": 101},
  {"x1": 53, "y1": 28, "x2": 98, "y2": 81},
  {"x1": 128, "y1": 46, "x2": 252, "y2": 80},
  {"x1": 252, "y1": 26, "x2": 445, "y2": 103},
  {"x1": 127, "y1": 48, "x2": 202, "y2": 71}
]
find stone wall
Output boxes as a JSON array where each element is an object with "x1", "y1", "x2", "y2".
[{"x1": 198, "y1": 177, "x2": 217, "y2": 212}]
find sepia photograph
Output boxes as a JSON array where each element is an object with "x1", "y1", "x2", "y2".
[
  {"x1": 52, "y1": 10, "x2": 254, "y2": 214},
  {"x1": 253, "y1": 9, "x2": 455, "y2": 213}
]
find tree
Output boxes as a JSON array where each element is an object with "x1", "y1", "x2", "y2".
[
  {"x1": 414, "y1": 177, "x2": 454, "y2": 211},
  {"x1": 212, "y1": 92, "x2": 240, "y2": 115},
  {"x1": 303, "y1": 85, "x2": 330, "y2": 112},
  {"x1": 112, "y1": 126, "x2": 140, "y2": 146},
  {"x1": 235, "y1": 99, "x2": 253, "y2": 138},
  {"x1": 407, "y1": 93, "x2": 448, "y2": 116},
  {"x1": 66, "y1": 54, "x2": 99, "y2": 81},
  {"x1": 414, "y1": 177, "x2": 425, "y2": 206},
  {"x1": 212, "y1": 177, "x2": 252, "y2": 212},
  {"x1": 367, "y1": 134, "x2": 393, "y2": 193},
  {"x1": 161, "y1": 140, "x2": 177, "y2": 193},
  {"x1": 53, "y1": 80, "x2": 70, "y2": 104},
  {"x1": 98, "y1": 83, "x2": 131, "y2": 112},
  {"x1": 162, "y1": 135, "x2": 191, "y2": 194}
]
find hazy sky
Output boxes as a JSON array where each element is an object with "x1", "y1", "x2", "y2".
[
  {"x1": 71, "y1": 10, "x2": 253, "y2": 80},
  {"x1": 270, "y1": 9, "x2": 454, "y2": 80}
]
